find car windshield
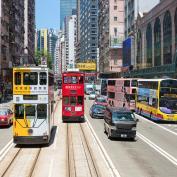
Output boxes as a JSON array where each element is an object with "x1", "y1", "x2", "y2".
[
  {"x1": 94, "y1": 105, "x2": 106, "y2": 110},
  {"x1": 112, "y1": 112, "x2": 135, "y2": 122},
  {"x1": 96, "y1": 97, "x2": 107, "y2": 103},
  {"x1": 0, "y1": 110, "x2": 7, "y2": 115},
  {"x1": 160, "y1": 98, "x2": 177, "y2": 114}
]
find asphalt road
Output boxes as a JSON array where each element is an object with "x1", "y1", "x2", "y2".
[{"x1": 85, "y1": 98, "x2": 177, "y2": 177}]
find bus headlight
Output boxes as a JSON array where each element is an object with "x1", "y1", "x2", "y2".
[{"x1": 65, "y1": 107, "x2": 71, "y2": 111}]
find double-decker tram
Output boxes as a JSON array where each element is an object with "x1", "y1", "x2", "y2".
[
  {"x1": 136, "y1": 79, "x2": 177, "y2": 122},
  {"x1": 62, "y1": 71, "x2": 84, "y2": 122},
  {"x1": 107, "y1": 78, "x2": 137, "y2": 111},
  {"x1": 13, "y1": 66, "x2": 54, "y2": 144}
]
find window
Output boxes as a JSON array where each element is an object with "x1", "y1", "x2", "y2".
[
  {"x1": 79, "y1": 76, "x2": 84, "y2": 84},
  {"x1": 70, "y1": 96, "x2": 77, "y2": 106},
  {"x1": 71, "y1": 77, "x2": 78, "y2": 84},
  {"x1": 23, "y1": 72, "x2": 38, "y2": 85},
  {"x1": 114, "y1": 17, "x2": 118, "y2": 21},
  {"x1": 40, "y1": 72, "x2": 47, "y2": 85},
  {"x1": 37, "y1": 104, "x2": 47, "y2": 119},
  {"x1": 108, "y1": 80, "x2": 115, "y2": 86},
  {"x1": 25, "y1": 105, "x2": 35, "y2": 119},
  {"x1": 114, "y1": 28, "x2": 117, "y2": 36},
  {"x1": 114, "y1": 6, "x2": 117, "y2": 10},
  {"x1": 124, "y1": 80, "x2": 130, "y2": 87},
  {"x1": 63, "y1": 97, "x2": 69, "y2": 105},
  {"x1": 78, "y1": 96, "x2": 83, "y2": 105},
  {"x1": 15, "y1": 104, "x2": 24, "y2": 119},
  {"x1": 108, "y1": 92, "x2": 115, "y2": 99},
  {"x1": 15, "y1": 72, "x2": 21, "y2": 85}
]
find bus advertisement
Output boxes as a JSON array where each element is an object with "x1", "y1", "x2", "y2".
[
  {"x1": 136, "y1": 79, "x2": 177, "y2": 121},
  {"x1": 62, "y1": 72, "x2": 84, "y2": 122},
  {"x1": 107, "y1": 78, "x2": 137, "y2": 111},
  {"x1": 13, "y1": 67, "x2": 54, "y2": 144}
]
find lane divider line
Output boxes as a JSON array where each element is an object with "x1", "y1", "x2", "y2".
[
  {"x1": 0, "y1": 139, "x2": 14, "y2": 162},
  {"x1": 137, "y1": 132, "x2": 177, "y2": 166},
  {"x1": 135, "y1": 114, "x2": 177, "y2": 137},
  {"x1": 85, "y1": 116, "x2": 121, "y2": 177}
]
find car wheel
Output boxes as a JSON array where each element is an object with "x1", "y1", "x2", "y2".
[
  {"x1": 107, "y1": 128, "x2": 112, "y2": 139},
  {"x1": 104, "y1": 124, "x2": 107, "y2": 134}
]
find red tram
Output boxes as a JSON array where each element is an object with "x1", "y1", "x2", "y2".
[{"x1": 62, "y1": 72, "x2": 85, "y2": 122}]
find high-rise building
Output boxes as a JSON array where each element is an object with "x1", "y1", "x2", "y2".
[
  {"x1": 79, "y1": 0, "x2": 98, "y2": 62},
  {"x1": 35, "y1": 29, "x2": 49, "y2": 52},
  {"x1": 99, "y1": 0, "x2": 124, "y2": 73},
  {"x1": 24, "y1": 0, "x2": 35, "y2": 64},
  {"x1": 64, "y1": 15, "x2": 77, "y2": 70},
  {"x1": 0, "y1": 0, "x2": 11, "y2": 83},
  {"x1": 124, "y1": 0, "x2": 159, "y2": 39},
  {"x1": 49, "y1": 29, "x2": 58, "y2": 66},
  {"x1": 60, "y1": 0, "x2": 76, "y2": 29},
  {"x1": 75, "y1": 0, "x2": 81, "y2": 61}
]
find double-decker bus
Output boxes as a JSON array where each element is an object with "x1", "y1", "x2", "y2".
[
  {"x1": 13, "y1": 66, "x2": 54, "y2": 144},
  {"x1": 136, "y1": 79, "x2": 177, "y2": 121},
  {"x1": 62, "y1": 72, "x2": 84, "y2": 122},
  {"x1": 107, "y1": 78, "x2": 137, "y2": 111}
]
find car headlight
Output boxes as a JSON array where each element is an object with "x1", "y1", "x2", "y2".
[
  {"x1": 65, "y1": 107, "x2": 71, "y2": 111},
  {"x1": 132, "y1": 127, "x2": 136, "y2": 131}
]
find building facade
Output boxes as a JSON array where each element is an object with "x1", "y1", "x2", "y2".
[
  {"x1": 64, "y1": 15, "x2": 77, "y2": 70},
  {"x1": 124, "y1": 0, "x2": 159, "y2": 39},
  {"x1": 135, "y1": 0, "x2": 177, "y2": 69},
  {"x1": 80, "y1": 0, "x2": 98, "y2": 62},
  {"x1": 60, "y1": 0, "x2": 76, "y2": 29},
  {"x1": 99, "y1": 0, "x2": 124, "y2": 73},
  {"x1": 24, "y1": 0, "x2": 35, "y2": 64}
]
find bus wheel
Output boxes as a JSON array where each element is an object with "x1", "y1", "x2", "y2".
[{"x1": 104, "y1": 124, "x2": 107, "y2": 134}]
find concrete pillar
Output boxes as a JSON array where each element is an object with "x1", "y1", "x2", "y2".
[
  {"x1": 152, "y1": 21, "x2": 155, "y2": 67},
  {"x1": 171, "y1": 7, "x2": 176, "y2": 60},
  {"x1": 160, "y1": 15, "x2": 164, "y2": 65}
]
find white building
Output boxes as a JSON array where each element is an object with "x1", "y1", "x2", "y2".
[
  {"x1": 64, "y1": 15, "x2": 77, "y2": 71},
  {"x1": 124, "y1": 0, "x2": 160, "y2": 38}
]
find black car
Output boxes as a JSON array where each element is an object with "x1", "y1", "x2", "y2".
[
  {"x1": 104, "y1": 107, "x2": 138, "y2": 140},
  {"x1": 89, "y1": 104, "x2": 106, "y2": 118}
]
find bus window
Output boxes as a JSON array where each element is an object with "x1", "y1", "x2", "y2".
[
  {"x1": 37, "y1": 104, "x2": 47, "y2": 119},
  {"x1": 79, "y1": 76, "x2": 84, "y2": 84},
  {"x1": 71, "y1": 77, "x2": 78, "y2": 84},
  {"x1": 78, "y1": 96, "x2": 83, "y2": 105},
  {"x1": 15, "y1": 72, "x2": 21, "y2": 85},
  {"x1": 108, "y1": 80, "x2": 115, "y2": 86},
  {"x1": 131, "y1": 80, "x2": 137, "y2": 87},
  {"x1": 64, "y1": 76, "x2": 71, "y2": 84},
  {"x1": 40, "y1": 72, "x2": 47, "y2": 85},
  {"x1": 15, "y1": 104, "x2": 24, "y2": 119},
  {"x1": 63, "y1": 97, "x2": 69, "y2": 105},
  {"x1": 25, "y1": 105, "x2": 36, "y2": 119},
  {"x1": 70, "y1": 96, "x2": 77, "y2": 106},
  {"x1": 23, "y1": 72, "x2": 38, "y2": 85}
]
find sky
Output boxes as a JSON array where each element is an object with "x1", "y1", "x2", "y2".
[{"x1": 36, "y1": 0, "x2": 60, "y2": 29}]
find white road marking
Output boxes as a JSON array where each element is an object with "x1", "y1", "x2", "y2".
[
  {"x1": 137, "y1": 132, "x2": 177, "y2": 166},
  {"x1": 48, "y1": 158, "x2": 54, "y2": 177},
  {"x1": 86, "y1": 116, "x2": 121, "y2": 177},
  {"x1": 0, "y1": 139, "x2": 13, "y2": 161},
  {"x1": 135, "y1": 114, "x2": 177, "y2": 137}
]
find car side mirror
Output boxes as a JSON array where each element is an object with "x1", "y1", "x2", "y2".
[{"x1": 136, "y1": 118, "x2": 139, "y2": 122}]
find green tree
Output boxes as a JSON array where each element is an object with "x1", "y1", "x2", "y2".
[{"x1": 35, "y1": 49, "x2": 52, "y2": 69}]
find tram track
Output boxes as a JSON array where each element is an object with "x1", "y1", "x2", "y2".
[{"x1": 0, "y1": 146, "x2": 41, "y2": 177}]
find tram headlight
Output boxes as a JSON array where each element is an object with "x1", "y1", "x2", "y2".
[{"x1": 65, "y1": 107, "x2": 71, "y2": 111}]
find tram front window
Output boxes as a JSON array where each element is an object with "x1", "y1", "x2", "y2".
[
  {"x1": 25, "y1": 105, "x2": 36, "y2": 119},
  {"x1": 23, "y1": 72, "x2": 38, "y2": 85},
  {"x1": 40, "y1": 72, "x2": 47, "y2": 85},
  {"x1": 15, "y1": 72, "x2": 21, "y2": 85},
  {"x1": 37, "y1": 104, "x2": 47, "y2": 119},
  {"x1": 15, "y1": 104, "x2": 24, "y2": 119}
]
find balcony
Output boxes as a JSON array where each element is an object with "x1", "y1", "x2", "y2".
[{"x1": 109, "y1": 35, "x2": 123, "y2": 49}]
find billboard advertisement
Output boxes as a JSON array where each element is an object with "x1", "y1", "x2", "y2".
[{"x1": 76, "y1": 63, "x2": 96, "y2": 71}]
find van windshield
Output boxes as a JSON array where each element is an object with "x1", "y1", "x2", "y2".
[{"x1": 112, "y1": 113, "x2": 135, "y2": 122}]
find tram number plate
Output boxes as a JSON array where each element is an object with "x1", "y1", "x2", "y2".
[{"x1": 121, "y1": 134, "x2": 127, "y2": 138}]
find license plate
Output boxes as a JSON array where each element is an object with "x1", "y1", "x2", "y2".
[{"x1": 121, "y1": 134, "x2": 127, "y2": 138}]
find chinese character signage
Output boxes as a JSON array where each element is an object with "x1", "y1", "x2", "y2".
[{"x1": 76, "y1": 63, "x2": 96, "y2": 71}]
